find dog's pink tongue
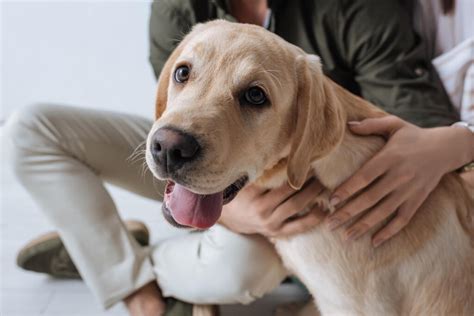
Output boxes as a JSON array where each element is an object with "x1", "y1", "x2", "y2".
[{"x1": 168, "y1": 183, "x2": 223, "y2": 229}]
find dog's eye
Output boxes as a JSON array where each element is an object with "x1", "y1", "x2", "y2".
[
  {"x1": 174, "y1": 66, "x2": 190, "y2": 83},
  {"x1": 243, "y1": 87, "x2": 267, "y2": 105}
]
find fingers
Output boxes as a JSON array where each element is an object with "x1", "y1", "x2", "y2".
[
  {"x1": 327, "y1": 171, "x2": 405, "y2": 229},
  {"x1": 348, "y1": 115, "x2": 405, "y2": 138},
  {"x1": 274, "y1": 206, "x2": 326, "y2": 237},
  {"x1": 241, "y1": 183, "x2": 268, "y2": 199},
  {"x1": 371, "y1": 189, "x2": 429, "y2": 247},
  {"x1": 253, "y1": 178, "x2": 323, "y2": 236},
  {"x1": 271, "y1": 179, "x2": 324, "y2": 224},
  {"x1": 260, "y1": 178, "x2": 312, "y2": 211},
  {"x1": 342, "y1": 190, "x2": 406, "y2": 241},
  {"x1": 263, "y1": 181, "x2": 296, "y2": 200},
  {"x1": 330, "y1": 153, "x2": 387, "y2": 208}
]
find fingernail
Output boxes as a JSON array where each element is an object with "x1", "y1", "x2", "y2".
[
  {"x1": 327, "y1": 217, "x2": 341, "y2": 230},
  {"x1": 345, "y1": 227, "x2": 361, "y2": 241},
  {"x1": 347, "y1": 121, "x2": 361, "y2": 126},
  {"x1": 329, "y1": 196, "x2": 340, "y2": 207},
  {"x1": 373, "y1": 237, "x2": 385, "y2": 248}
]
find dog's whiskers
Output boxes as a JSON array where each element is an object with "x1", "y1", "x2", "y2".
[
  {"x1": 128, "y1": 140, "x2": 147, "y2": 163},
  {"x1": 132, "y1": 149, "x2": 165, "y2": 199},
  {"x1": 151, "y1": 176, "x2": 165, "y2": 199}
]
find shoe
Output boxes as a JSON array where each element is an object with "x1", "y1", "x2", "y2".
[
  {"x1": 164, "y1": 298, "x2": 193, "y2": 316},
  {"x1": 164, "y1": 299, "x2": 218, "y2": 316},
  {"x1": 16, "y1": 220, "x2": 150, "y2": 279}
]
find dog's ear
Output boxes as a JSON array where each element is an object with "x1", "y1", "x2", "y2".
[
  {"x1": 287, "y1": 55, "x2": 346, "y2": 189},
  {"x1": 155, "y1": 45, "x2": 184, "y2": 120}
]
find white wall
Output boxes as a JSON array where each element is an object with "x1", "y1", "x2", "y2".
[{"x1": 1, "y1": 0, "x2": 157, "y2": 121}]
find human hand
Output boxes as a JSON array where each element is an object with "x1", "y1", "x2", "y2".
[
  {"x1": 326, "y1": 115, "x2": 474, "y2": 247},
  {"x1": 220, "y1": 178, "x2": 326, "y2": 237},
  {"x1": 124, "y1": 282, "x2": 166, "y2": 316}
]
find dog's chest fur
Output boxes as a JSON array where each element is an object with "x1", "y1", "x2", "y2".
[
  {"x1": 275, "y1": 229, "x2": 389, "y2": 315},
  {"x1": 261, "y1": 133, "x2": 474, "y2": 315},
  {"x1": 274, "y1": 189, "x2": 473, "y2": 316},
  {"x1": 275, "y1": 134, "x2": 393, "y2": 314}
]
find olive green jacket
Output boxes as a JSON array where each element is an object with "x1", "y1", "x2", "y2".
[{"x1": 149, "y1": 0, "x2": 459, "y2": 127}]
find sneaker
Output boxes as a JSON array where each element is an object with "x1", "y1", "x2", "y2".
[{"x1": 16, "y1": 220, "x2": 150, "y2": 279}]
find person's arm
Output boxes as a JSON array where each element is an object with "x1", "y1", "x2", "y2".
[
  {"x1": 327, "y1": 116, "x2": 474, "y2": 247},
  {"x1": 149, "y1": 0, "x2": 193, "y2": 79},
  {"x1": 323, "y1": 1, "x2": 469, "y2": 246},
  {"x1": 340, "y1": 0, "x2": 459, "y2": 127}
]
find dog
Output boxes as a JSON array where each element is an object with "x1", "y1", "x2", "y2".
[{"x1": 145, "y1": 20, "x2": 474, "y2": 315}]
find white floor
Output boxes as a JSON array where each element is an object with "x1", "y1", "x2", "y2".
[{"x1": 0, "y1": 128, "x2": 309, "y2": 316}]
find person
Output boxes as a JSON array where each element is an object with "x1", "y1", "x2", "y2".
[{"x1": 4, "y1": 1, "x2": 473, "y2": 316}]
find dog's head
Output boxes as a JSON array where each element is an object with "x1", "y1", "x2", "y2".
[{"x1": 146, "y1": 20, "x2": 345, "y2": 229}]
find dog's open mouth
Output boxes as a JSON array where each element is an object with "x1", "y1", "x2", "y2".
[{"x1": 162, "y1": 176, "x2": 248, "y2": 229}]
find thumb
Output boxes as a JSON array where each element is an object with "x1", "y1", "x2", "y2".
[{"x1": 347, "y1": 115, "x2": 405, "y2": 138}]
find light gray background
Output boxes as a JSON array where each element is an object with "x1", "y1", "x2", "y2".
[{"x1": 2, "y1": 0, "x2": 157, "y2": 121}]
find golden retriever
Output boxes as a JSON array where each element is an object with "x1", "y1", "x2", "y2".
[{"x1": 145, "y1": 20, "x2": 474, "y2": 315}]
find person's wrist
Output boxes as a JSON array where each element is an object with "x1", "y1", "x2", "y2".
[
  {"x1": 451, "y1": 122, "x2": 474, "y2": 164},
  {"x1": 217, "y1": 207, "x2": 232, "y2": 229},
  {"x1": 429, "y1": 127, "x2": 457, "y2": 172},
  {"x1": 218, "y1": 207, "x2": 248, "y2": 234},
  {"x1": 430, "y1": 126, "x2": 471, "y2": 174}
]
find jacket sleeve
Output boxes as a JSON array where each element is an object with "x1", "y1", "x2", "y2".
[
  {"x1": 149, "y1": 0, "x2": 193, "y2": 79},
  {"x1": 340, "y1": 0, "x2": 459, "y2": 127}
]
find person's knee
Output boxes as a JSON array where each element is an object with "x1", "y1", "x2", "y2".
[
  {"x1": 4, "y1": 103, "x2": 60, "y2": 178},
  {"x1": 226, "y1": 239, "x2": 286, "y2": 303},
  {"x1": 193, "y1": 230, "x2": 287, "y2": 304},
  {"x1": 7, "y1": 102, "x2": 61, "y2": 130},
  {"x1": 5, "y1": 103, "x2": 60, "y2": 144}
]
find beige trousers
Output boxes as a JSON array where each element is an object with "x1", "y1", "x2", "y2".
[{"x1": 4, "y1": 104, "x2": 287, "y2": 308}]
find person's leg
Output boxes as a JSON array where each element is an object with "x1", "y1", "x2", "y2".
[
  {"x1": 4, "y1": 104, "x2": 163, "y2": 308},
  {"x1": 152, "y1": 224, "x2": 288, "y2": 305},
  {"x1": 4, "y1": 103, "x2": 287, "y2": 310},
  {"x1": 15, "y1": 219, "x2": 150, "y2": 279}
]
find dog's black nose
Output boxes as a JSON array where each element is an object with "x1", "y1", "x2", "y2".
[{"x1": 151, "y1": 127, "x2": 200, "y2": 172}]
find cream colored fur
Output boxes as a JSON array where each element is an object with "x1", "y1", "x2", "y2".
[{"x1": 146, "y1": 20, "x2": 474, "y2": 315}]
